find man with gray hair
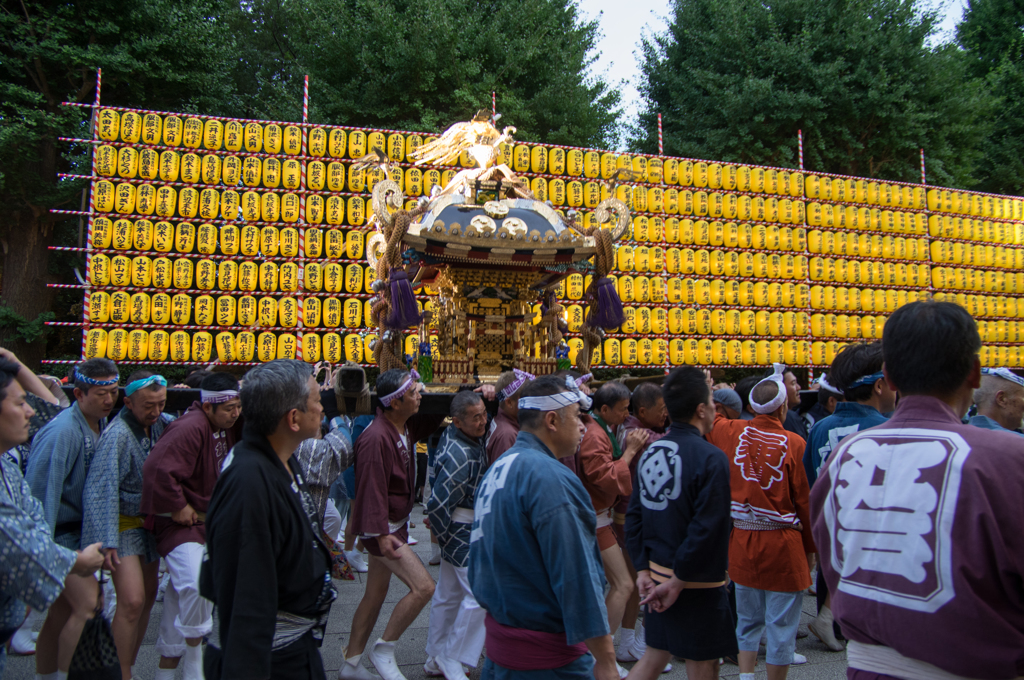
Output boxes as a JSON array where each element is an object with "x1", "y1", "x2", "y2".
[
  {"x1": 970, "y1": 368, "x2": 1024, "y2": 436},
  {"x1": 469, "y1": 374, "x2": 618, "y2": 680},
  {"x1": 712, "y1": 388, "x2": 742, "y2": 420},
  {"x1": 424, "y1": 390, "x2": 489, "y2": 680},
  {"x1": 202, "y1": 360, "x2": 336, "y2": 679}
]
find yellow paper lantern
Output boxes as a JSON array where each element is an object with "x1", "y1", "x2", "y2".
[
  {"x1": 257, "y1": 332, "x2": 277, "y2": 362},
  {"x1": 106, "y1": 328, "x2": 129, "y2": 361},
  {"x1": 258, "y1": 297, "x2": 279, "y2": 327},
  {"x1": 85, "y1": 329, "x2": 108, "y2": 359}
]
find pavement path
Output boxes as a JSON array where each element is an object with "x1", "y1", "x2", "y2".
[{"x1": 6, "y1": 506, "x2": 849, "y2": 679}]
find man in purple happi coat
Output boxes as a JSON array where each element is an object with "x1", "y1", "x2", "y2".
[{"x1": 811, "y1": 300, "x2": 1024, "y2": 679}]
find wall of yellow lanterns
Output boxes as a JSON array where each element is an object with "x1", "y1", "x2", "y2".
[{"x1": 79, "y1": 107, "x2": 1024, "y2": 368}]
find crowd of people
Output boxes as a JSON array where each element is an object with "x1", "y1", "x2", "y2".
[{"x1": 1, "y1": 298, "x2": 1023, "y2": 680}]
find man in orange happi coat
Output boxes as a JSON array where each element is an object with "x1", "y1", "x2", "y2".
[
  {"x1": 707, "y1": 365, "x2": 815, "y2": 680},
  {"x1": 577, "y1": 382, "x2": 648, "y2": 677}
]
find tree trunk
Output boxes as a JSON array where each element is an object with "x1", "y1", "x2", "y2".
[
  {"x1": 0, "y1": 210, "x2": 57, "y2": 370},
  {"x1": 0, "y1": 136, "x2": 61, "y2": 371}
]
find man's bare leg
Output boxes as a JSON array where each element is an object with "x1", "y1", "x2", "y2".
[
  {"x1": 378, "y1": 546, "x2": 435, "y2": 641},
  {"x1": 346, "y1": 554, "x2": 394, "y2": 658},
  {"x1": 35, "y1": 593, "x2": 70, "y2": 674},
  {"x1": 684, "y1": 659, "x2": 720, "y2": 680},
  {"x1": 740, "y1": 651, "x2": 789, "y2": 679},
  {"x1": 625, "y1": 648, "x2": 672, "y2": 680},
  {"x1": 345, "y1": 546, "x2": 435, "y2": 680},
  {"x1": 111, "y1": 556, "x2": 159, "y2": 679},
  {"x1": 600, "y1": 544, "x2": 633, "y2": 636},
  {"x1": 36, "y1": 573, "x2": 98, "y2": 673},
  {"x1": 621, "y1": 557, "x2": 640, "y2": 630}
]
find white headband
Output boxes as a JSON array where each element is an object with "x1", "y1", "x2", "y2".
[
  {"x1": 818, "y1": 373, "x2": 838, "y2": 393},
  {"x1": 519, "y1": 375, "x2": 593, "y2": 412},
  {"x1": 982, "y1": 367, "x2": 1024, "y2": 389},
  {"x1": 500, "y1": 369, "x2": 535, "y2": 402},
  {"x1": 201, "y1": 389, "x2": 239, "y2": 404},
  {"x1": 750, "y1": 363, "x2": 788, "y2": 414}
]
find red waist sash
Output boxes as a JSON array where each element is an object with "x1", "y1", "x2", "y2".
[{"x1": 484, "y1": 613, "x2": 587, "y2": 670}]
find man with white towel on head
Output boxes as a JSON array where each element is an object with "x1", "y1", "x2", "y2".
[{"x1": 708, "y1": 365, "x2": 815, "y2": 680}]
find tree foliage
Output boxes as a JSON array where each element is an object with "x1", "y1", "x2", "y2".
[
  {"x1": 958, "y1": 0, "x2": 1024, "y2": 194},
  {"x1": 226, "y1": 0, "x2": 620, "y2": 147},
  {"x1": 632, "y1": 0, "x2": 994, "y2": 188},
  {"x1": 0, "y1": 0, "x2": 242, "y2": 364},
  {"x1": 0, "y1": 0, "x2": 617, "y2": 366}
]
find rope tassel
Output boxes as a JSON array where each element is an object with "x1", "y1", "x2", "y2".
[
  {"x1": 385, "y1": 269, "x2": 422, "y2": 329},
  {"x1": 588, "y1": 277, "x2": 624, "y2": 329}
]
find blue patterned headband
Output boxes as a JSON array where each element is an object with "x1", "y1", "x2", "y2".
[
  {"x1": 74, "y1": 368, "x2": 118, "y2": 386},
  {"x1": 125, "y1": 375, "x2": 167, "y2": 396},
  {"x1": 982, "y1": 367, "x2": 1024, "y2": 388},
  {"x1": 847, "y1": 371, "x2": 885, "y2": 389}
]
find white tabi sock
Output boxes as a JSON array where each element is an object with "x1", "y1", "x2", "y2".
[
  {"x1": 618, "y1": 627, "x2": 635, "y2": 648},
  {"x1": 155, "y1": 669, "x2": 176, "y2": 680},
  {"x1": 183, "y1": 643, "x2": 203, "y2": 680},
  {"x1": 56, "y1": 672, "x2": 69, "y2": 680},
  {"x1": 345, "y1": 653, "x2": 363, "y2": 666},
  {"x1": 740, "y1": 674, "x2": 755, "y2": 680},
  {"x1": 35, "y1": 673, "x2": 58, "y2": 680}
]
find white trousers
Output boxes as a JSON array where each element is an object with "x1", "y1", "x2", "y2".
[
  {"x1": 155, "y1": 542, "x2": 214, "y2": 658},
  {"x1": 425, "y1": 560, "x2": 487, "y2": 667},
  {"x1": 324, "y1": 498, "x2": 343, "y2": 544}
]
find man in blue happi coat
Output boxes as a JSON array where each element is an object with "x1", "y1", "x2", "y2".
[
  {"x1": 26, "y1": 357, "x2": 119, "y2": 679},
  {"x1": 0, "y1": 356, "x2": 105, "y2": 677},
  {"x1": 804, "y1": 341, "x2": 896, "y2": 652},
  {"x1": 424, "y1": 390, "x2": 490, "y2": 680},
  {"x1": 469, "y1": 374, "x2": 618, "y2": 680}
]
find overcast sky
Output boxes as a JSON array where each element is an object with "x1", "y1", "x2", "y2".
[{"x1": 581, "y1": 0, "x2": 967, "y2": 146}]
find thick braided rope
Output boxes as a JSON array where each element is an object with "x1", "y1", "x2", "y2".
[{"x1": 372, "y1": 203, "x2": 427, "y2": 372}]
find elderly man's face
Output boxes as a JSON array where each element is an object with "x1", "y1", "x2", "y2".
[
  {"x1": 394, "y1": 375, "x2": 423, "y2": 417},
  {"x1": 297, "y1": 375, "x2": 324, "y2": 440},
  {"x1": 1003, "y1": 384, "x2": 1024, "y2": 429},
  {"x1": 455, "y1": 400, "x2": 488, "y2": 439}
]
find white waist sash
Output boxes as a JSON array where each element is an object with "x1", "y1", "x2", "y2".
[
  {"x1": 847, "y1": 641, "x2": 1019, "y2": 680},
  {"x1": 595, "y1": 508, "x2": 614, "y2": 529},
  {"x1": 451, "y1": 508, "x2": 475, "y2": 524},
  {"x1": 388, "y1": 516, "x2": 411, "y2": 534}
]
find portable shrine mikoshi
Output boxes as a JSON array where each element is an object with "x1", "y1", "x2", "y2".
[{"x1": 362, "y1": 112, "x2": 632, "y2": 384}]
